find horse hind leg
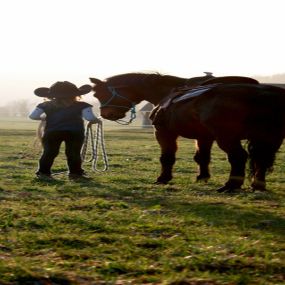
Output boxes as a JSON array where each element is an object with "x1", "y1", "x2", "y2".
[
  {"x1": 248, "y1": 138, "x2": 283, "y2": 191},
  {"x1": 155, "y1": 129, "x2": 178, "y2": 184},
  {"x1": 216, "y1": 140, "x2": 248, "y2": 193},
  {"x1": 194, "y1": 138, "x2": 214, "y2": 182}
]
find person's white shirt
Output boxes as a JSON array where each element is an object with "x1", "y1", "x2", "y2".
[{"x1": 29, "y1": 106, "x2": 101, "y2": 124}]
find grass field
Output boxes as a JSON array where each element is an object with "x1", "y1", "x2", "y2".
[{"x1": 0, "y1": 118, "x2": 284, "y2": 285}]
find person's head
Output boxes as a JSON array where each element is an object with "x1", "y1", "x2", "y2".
[{"x1": 34, "y1": 81, "x2": 92, "y2": 101}]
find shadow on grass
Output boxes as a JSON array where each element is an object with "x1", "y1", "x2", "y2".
[
  {"x1": 82, "y1": 181, "x2": 285, "y2": 237},
  {"x1": 9, "y1": 276, "x2": 72, "y2": 285},
  {"x1": 27, "y1": 168, "x2": 285, "y2": 238}
]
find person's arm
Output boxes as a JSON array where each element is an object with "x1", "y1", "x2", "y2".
[
  {"x1": 29, "y1": 107, "x2": 45, "y2": 120},
  {"x1": 82, "y1": 107, "x2": 102, "y2": 124}
]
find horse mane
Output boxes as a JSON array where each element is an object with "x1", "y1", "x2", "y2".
[{"x1": 105, "y1": 72, "x2": 187, "y2": 87}]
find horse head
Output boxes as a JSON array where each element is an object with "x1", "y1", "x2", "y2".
[
  {"x1": 90, "y1": 77, "x2": 138, "y2": 123},
  {"x1": 90, "y1": 72, "x2": 189, "y2": 124}
]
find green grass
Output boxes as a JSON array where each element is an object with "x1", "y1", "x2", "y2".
[{"x1": 0, "y1": 118, "x2": 284, "y2": 284}]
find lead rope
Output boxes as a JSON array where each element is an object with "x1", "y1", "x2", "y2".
[
  {"x1": 81, "y1": 122, "x2": 109, "y2": 172},
  {"x1": 115, "y1": 104, "x2": 137, "y2": 125},
  {"x1": 33, "y1": 120, "x2": 46, "y2": 148}
]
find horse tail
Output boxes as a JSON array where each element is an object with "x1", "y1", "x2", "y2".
[{"x1": 247, "y1": 137, "x2": 283, "y2": 178}]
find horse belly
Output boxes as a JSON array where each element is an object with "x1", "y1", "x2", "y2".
[
  {"x1": 169, "y1": 107, "x2": 210, "y2": 138},
  {"x1": 177, "y1": 121, "x2": 210, "y2": 138},
  {"x1": 199, "y1": 100, "x2": 263, "y2": 140}
]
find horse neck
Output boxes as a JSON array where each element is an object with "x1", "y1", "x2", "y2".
[
  {"x1": 134, "y1": 88, "x2": 164, "y2": 105},
  {"x1": 108, "y1": 73, "x2": 187, "y2": 105},
  {"x1": 136, "y1": 78, "x2": 187, "y2": 105}
]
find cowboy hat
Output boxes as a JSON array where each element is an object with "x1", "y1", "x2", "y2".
[{"x1": 34, "y1": 81, "x2": 92, "y2": 98}]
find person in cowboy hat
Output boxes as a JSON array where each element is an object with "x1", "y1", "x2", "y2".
[{"x1": 29, "y1": 81, "x2": 101, "y2": 179}]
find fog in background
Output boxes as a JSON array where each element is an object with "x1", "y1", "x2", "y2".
[
  {"x1": 1, "y1": 73, "x2": 285, "y2": 118},
  {"x1": 1, "y1": 0, "x2": 285, "y2": 115}
]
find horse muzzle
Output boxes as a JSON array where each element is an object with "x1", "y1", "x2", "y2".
[{"x1": 100, "y1": 108, "x2": 126, "y2": 121}]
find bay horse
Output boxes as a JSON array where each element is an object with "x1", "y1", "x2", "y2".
[
  {"x1": 90, "y1": 72, "x2": 216, "y2": 182},
  {"x1": 90, "y1": 74, "x2": 270, "y2": 191}
]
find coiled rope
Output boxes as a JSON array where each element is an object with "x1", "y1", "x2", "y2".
[
  {"x1": 81, "y1": 122, "x2": 109, "y2": 172},
  {"x1": 33, "y1": 120, "x2": 46, "y2": 148}
]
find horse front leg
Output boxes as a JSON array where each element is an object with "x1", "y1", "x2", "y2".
[
  {"x1": 194, "y1": 138, "x2": 214, "y2": 182},
  {"x1": 155, "y1": 128, "x2": 178, "y2": 184},
  {"x1": 216, "y1": 139, "x2": 248, "y2": 193}
]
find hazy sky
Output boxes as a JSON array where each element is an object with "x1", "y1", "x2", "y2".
[{"x1": 1, "y1": 0, "x2": 285, "y2": 106}]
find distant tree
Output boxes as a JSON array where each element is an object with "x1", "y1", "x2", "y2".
[
  {"x1": 15, "y1": 99, "x2": 30, "y2": 117},
  {"x1": 0, "y1": 106, "x2": 10, "y2": 117},
  {"x1": 3, "y1": 99, "x2": 31, "y2": 117},
  {"x1": 254, "y1": 73, "x2": 285, "y2": 83}
]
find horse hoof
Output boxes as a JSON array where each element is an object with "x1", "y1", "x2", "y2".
[
  {"x1": 251, "y1": 182, "x2": 267, "y2": 192},
  {"x1": 154, "y1": 180, "x2": 168, "y2": 185},
  {"x1": 250, "y1": 185, "x2": 267, "y2": 192},
  {"x1": 156, "y1": 175, "x2": 172, "y2": 184},
  {"x1": 196, "y1": 175, "x2": 210, "y2": 183},
  {"x1": 217, "y1": 185, "x2": 242, "y2": 193},
  {"x1": 217, "y1": 186, "x2": 228, "y2": 193}
]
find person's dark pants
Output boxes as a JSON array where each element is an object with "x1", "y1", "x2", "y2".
[{"x1": 37, "y1": 131, "x2": 85, "y2": 175}]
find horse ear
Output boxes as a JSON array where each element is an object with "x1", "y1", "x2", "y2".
[{"x1": 89, "y1": 77, "x2": 103, "y2": 85}]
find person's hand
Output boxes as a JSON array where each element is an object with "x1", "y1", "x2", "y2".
[
  {"x1": 87, "y1": 121, "x2": 93, "y2": 128},
  {"x1": 87, "y1": 118, "x2": 102, "y2": 127},
  {"x1": 40, "y1": 114, "x2": 46, "y2": 121},
  {"x1": 93, "y1": 117, "x2": 102, "y2": 124}
]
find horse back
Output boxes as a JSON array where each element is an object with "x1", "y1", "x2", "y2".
[
  {"x1": 200, "y1": 76, "x2": 259, "y2": 86},
  {"x1": 193, "y1": 83, "x2": 285, "y2": 136}
]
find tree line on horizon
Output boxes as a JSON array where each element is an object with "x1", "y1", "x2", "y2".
[
  {"x1": 1, "y1": 73, "x2": 285, "y2": 118},
  {"x1": 254, "y1": 73, "x2": 285, "y2": 83}
]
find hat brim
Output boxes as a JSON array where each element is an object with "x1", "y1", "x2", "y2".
[
  {"x1": 34, "y1": 84, "x2": 92, "y2": 98},
  {"x1": 34, "y1": 87, "x2": 50, "y2": 97},
  {"x1": 78, "y1": 84, "x2": 92, "y2": 95}
]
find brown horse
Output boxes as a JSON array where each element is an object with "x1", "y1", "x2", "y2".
[
  {"x1": 90, "y1": 72, "x2": 216, "y2": 181},
  {"x1": 89, "y1": 72, "x2": 259, "y2": 183},
  {"x1": 91, "y1": 74, "x2": 278, "y2": 191},
  {"x1": 89, "y1": 73, "x2": 285, "y2": 192}
]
